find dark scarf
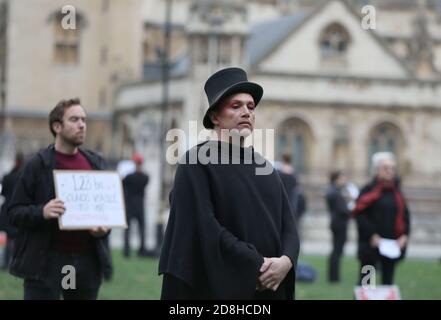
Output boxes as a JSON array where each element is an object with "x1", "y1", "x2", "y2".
[{"x1": 352, "y1": 178, "x2": 406, "y2": 237}]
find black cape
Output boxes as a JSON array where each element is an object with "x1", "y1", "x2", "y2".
[{"x1": 159, "y1": 141, "x2": 300, "y2": 299}]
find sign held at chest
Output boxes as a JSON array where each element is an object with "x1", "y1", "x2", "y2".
[{"x1": 54, "y1": 170, "x2": 127, "y2": 230}]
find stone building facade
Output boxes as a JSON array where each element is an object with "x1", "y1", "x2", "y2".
[{"x1": 115, "y1": 0, "x2": 441, "y2": 251}]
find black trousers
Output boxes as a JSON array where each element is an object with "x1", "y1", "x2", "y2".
[
  {"x1": 328, "y1": 224, "x2": 347, "y2": 282},
  {"x1": 358, "y1": 248, "x2": 397, "y2": 285},
  {"x1": 24, "y1": 250, "x2": 102, "y2": 300},
  {"x1": 124, "y1": 213, "x2": 146, "y2": 255}
]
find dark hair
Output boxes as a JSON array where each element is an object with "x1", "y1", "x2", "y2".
[
  {"x1": 330, "y1": 170, "x2": 342, "y2": 185},
  {"x1": 281, "y1": 153, "x2": 291, "y2": 164},
  {"x1": 48, "y1": 98, "x2": 81, "y2": 137},
  {"x1": 15, "y1": 151, "x2": 24, "y2": 168}
]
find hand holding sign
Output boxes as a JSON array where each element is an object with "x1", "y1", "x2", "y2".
[
  {"x1": 43, "y1": 199, "x2": 66, "y2": 220},
  {"x1": 89, "y1": 227, "x2": 110, "y2": 238},
  {"x1": 379, "y1": 238, "x2": 401, "y2": 259}
]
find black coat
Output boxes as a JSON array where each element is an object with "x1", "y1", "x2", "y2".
[
  {"x1": 325, "y1": 185, "x2": 350, "y2": 231},
  {"x1": 7, "y1": 145, "x2": 112, "y2": 280},
  {"x1": 123, "y1": 171, "x2": 149, "y2": 218},
  {"x1": 0, "y1": 167, "x2": 21, "y2": 237},
  {"x1": 277, "y1": 171, "x2": 307, "y2": 220},
  {"x1": 159, "y1": 141, "x2": 300, "y2": 300}
]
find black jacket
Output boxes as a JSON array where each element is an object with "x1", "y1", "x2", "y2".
[
  {"x1": 7, "y1": 145, "x2": 112, "y2": 280},
  {"x1": 0, "y1": 166, "x2": 21, "y2": 238},
  {"x1": 277, "y1": 171, "x2": 307, "y2": 221},
  {"x1": 123, "y1": 171, "x2": 149, "y2": 218}
]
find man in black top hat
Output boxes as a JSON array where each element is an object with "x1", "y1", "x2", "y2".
[{"x1": 159, "y1": 67, "x2": 300, "y2": 299}]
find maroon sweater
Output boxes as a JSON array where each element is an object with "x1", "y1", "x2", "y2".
[{"x1": 51, "y1": 150, "x2": 94, "y2": 253}]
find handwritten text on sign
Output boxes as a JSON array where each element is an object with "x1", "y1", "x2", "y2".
[{"x1": 54, "y1": 170, "x2": 127, "y2": 229}]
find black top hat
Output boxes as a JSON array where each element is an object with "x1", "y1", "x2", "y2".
[{"x1": 203, "y1": 67, "x2": 263, "y2": 129}]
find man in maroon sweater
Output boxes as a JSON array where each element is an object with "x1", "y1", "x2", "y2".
[{"x1": 7, "y1": 98, "x2": 111, "y2": 299}]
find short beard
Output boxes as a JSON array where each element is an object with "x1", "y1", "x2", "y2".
[{"x1": 61, "y1": 134, "x2": 84, "y2": 148}]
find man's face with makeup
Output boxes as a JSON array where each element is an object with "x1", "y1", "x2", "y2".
[{"x1": 210, "y1": 93, "x2": 256, "y2": 136}]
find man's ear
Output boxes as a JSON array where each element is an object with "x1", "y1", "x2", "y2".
[{"x1": 52, "y1": 121, "x2": 62, "y2": 134}]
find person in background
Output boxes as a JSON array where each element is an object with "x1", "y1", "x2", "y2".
[
  {"x1": 123, "y1": 153, "x2": 149, "y2": 258},
  {"x1": 353, "y1": 152, "x2": 411, "y2": 285},
  {"x1": 0, "y1": 152, "x2": 24, "y2": 270},
  {"x1": 276, "y1": 153, "x2": 307, "y2": 223},
  {"x1": 325, "y1": 170, "x2": 350, "y2": 283}
]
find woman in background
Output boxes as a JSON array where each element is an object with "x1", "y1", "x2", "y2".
[{"x1": 353, "y1": 152, "x2": 411, "y2": 285}]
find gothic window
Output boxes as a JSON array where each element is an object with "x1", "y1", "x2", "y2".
[
  {"x1": 143, "y1": 24, "x2": 187, "y2": 64},
  {"x1": 320, "y1": 23, "x2": 350, "y2": 65},
  {"x1": 368, "y1": 122, "x2": 404, "y2": 174},
  {"x1": 53, "y1": 12, "x2": 83, "y2": 65},
  {"x1": 197, "y1": 36, "x2": 209, "y2": 64},
  {"x1": 102, "y1": 0, "x2": 110, "y2": 13},
  {"x1": 218, "y1": 36, "x2": 232, "y2": 65},
  {"x1": 277, "y1": 118, "x2": 313, "y2": 174}
]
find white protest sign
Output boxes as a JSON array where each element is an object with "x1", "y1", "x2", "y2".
[
  {"x1": 379, "y1": 238, "x2": 401, "y2": 259},
  {"x1": 354, "y1": 285, "x2": 401, "y2": 300},
  {"x1": 54, "y1": 170, "x2": 127, "y2": 230}
]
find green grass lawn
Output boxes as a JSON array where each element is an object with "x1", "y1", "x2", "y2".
[
  {"x1": 296, "y1": 255, "x2": 441, "y2": 300},
  {"x1": 1, "y1": 251, "x2": 440, "y2": 300}
]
